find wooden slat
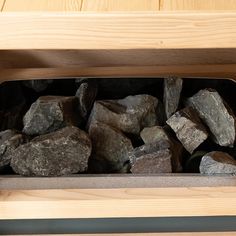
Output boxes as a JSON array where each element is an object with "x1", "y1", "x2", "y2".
[
  {"x1": 81, "y1": 0, "x2": 159, "y2": 11},
  {"x1": 160, "y1": 0, "x2": 236, "y2": 11},
  {"x1": 1, "y1": 187, "x2": 236, "y2": 219},
  {"x1": 3, "y1": 0, "x2": 82, "y2": 11},
  {"x1": 0, "y1": 0, "x2": 5, "y2": 11},
  {"x1": 1, "y1": 12, "x2": 236, "y2": 49}
]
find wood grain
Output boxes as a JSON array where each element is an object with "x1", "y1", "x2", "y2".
[
  {"x1": 160, "y1": 0, "x2": 236, "y2": 11},
  {"x1": 81, "y1": 0, "x2": 159, "y2": 11},
  {"x1": 1, "y1": 187, "x2": 236, "y2": 219},
  {"x1": 1, "y1": 12, "x2": 236, "y2": 49},
  {"x1": 0, "y1": 0, "x2": 5, "y2": 11},
  {"x1": 3, "y1": 0, "x2": 82, "y2": 11}
]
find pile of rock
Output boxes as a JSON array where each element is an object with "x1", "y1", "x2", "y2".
[{"x1": 0, "y1": 77, "x2": 236, "y2": 176}]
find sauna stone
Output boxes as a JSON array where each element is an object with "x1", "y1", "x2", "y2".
[
  {"x1": 75, "y1": 81, "x2": 97, "y2": 121},
  {"x1": 0, "y1": 130, "x2": 25, "y2": 168},
  {"x1": 166, "y1": 107, "x2": 208, "y2": 154},
  {"x1": 88, "y1": 121, "x2": 133, "y2": 173},
  {"x1": 187, "y1": 89, "x2": 236, "y2": 147},
  {"x1": 140, "y1": 126, "x2": 183, "y2": 172},
  {"x1": 10, "y1": 126, "x2": 91, "y2": 176},
  {"x1": 23, "y1": 79, "x2": 53, "y2": 92},
  {"x1": 163, "y1": 77, "x2": 183, "y2": 119},
  {"x1": 128, "y1": 140, "x2": 172, "y2": 174},
  {"x1": 200, "y1": 151, "x2": 236, "y2": 175},
  {"x1": 23, "y1": 96, "x2": 80, "y2": 135},
  {"x1": 88, "y1": 95, "x2": 159, "y2": 135}
]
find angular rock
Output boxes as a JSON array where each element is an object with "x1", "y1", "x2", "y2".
[
  {"x1": 140, "y1": 126, "x2": 183, "y2": 172},
  {"x1": 128, "y1": 141, "x2": 172, "y2": 174},
  {"x1": 75, "y1": 81, "x2": 97, "y2": 121},
  {"x1": 187, "y1": 89, "x2": 236, "y2": 147},
  {"x1": 164, "y1": 77, "x2": 183, "y2": 118},
  {"x1": 166, "y1": 107, "x2": 208, "y2": 154},
  {"x1": 10, "y1": 126, "x2": 91, "y2": 176},
  {"x1": 23, "y1": 96, "x2": 80, "y2": 135},
  {"x1": 88, "y1": 95, "x2": 160, "y2": 135},
  {"x1": 88, "y1": 121, "x2": 133, "y2": 173},
  {"x1": 200, "y1": 151, "x2": 236, "y2": 175},
  {"x1": 23, "y1": 79, "x2": 53, "y2": 92},
  {"x1": 0, "y1": 130, "x2": 25, "y2": 168}
]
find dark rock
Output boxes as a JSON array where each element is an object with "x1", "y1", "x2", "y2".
[
  {"x1": 128, "y1": 141, "x2": 172, "y2": 174},
  {"x1": 88, "y1": 95, "x2": 160, "y2": 135},
  {"x1": 185, "y1": 151, "x2": 207, "y2": 173},
  {"x1": 75, "y1": 81, "x2": 97, "y2": 121},
  {"x1": 200, "y1": 151, "x2": 236, "y2": 175},
  {"x1": 23, "y1": 80, "x2": 53, "y2": 92},
  {"x1": 88, "y1": 121, "x2": 133, "y2": 173},
  {"x1": 10, "y1": 126, "x2": 91, "y2": 176},
  {"x1": 166, "y1": 107, "x2": 208, "y2": 154},
  {"x1": 140, "y1": 126, "x2": 183, "y2": 172},
  {"x1": 164, "y1": 77, "x2": 183, "y2": 118},
  {"x1": 23, "y1": 96, "x2": 80, "y2": 135},
  {"x1": 0, "y1": 130, "x2": 25, "y2": 168},
  {"x1": 187, "y1": 89, "x2": 236, "y2": 147}
]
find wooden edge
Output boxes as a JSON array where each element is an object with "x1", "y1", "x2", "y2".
[
  {"x1": 1, "y1": 12, "x2": 236, "y2": 49},
  {"x1": 0, "y1": 186, "x2": 236, "y2": 219},
  {"x1": 0, "y1": 65, "x2": 236, "y2": 82}
]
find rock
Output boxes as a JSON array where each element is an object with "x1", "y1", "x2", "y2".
[
  {"x1": 88, "y1": 95, "x2": 160, "y2": 135},
  {"x1": 128, "y1": 141, "x2": 172, "y2": 174},
  {"x1": 140, "y1": 126, "x2": 183, "y2": 172},
  {"x1": 88, "y1": 121, "x2": 133, "y2": 173},
  {"x1": 23, "y1": 79, "x2": 53, "y2": 92},
  {"x1": 164, "y1": 77, "x2": 183, "y2": 118},
  {"x1": 10, "y1": 126, "x2": 91, "y2": 176},
  {"x1": 200, "y1": 151, "x2": 236, "y2": 175},
  {"x1": 187, "y1": 89, "x2": 236, "y2": 147},
  {"x1": 23, "y1": 96, "x2": 80, "y2": 135},
  {"x1": 75, "y1": 81, "x2": 97, "y2": 121},
  {"x1": 185, "y1": 151, "x2": 207, "y2": 173},
  {"x1": 0, "y1": 130, "x2": 26, "y2": 168},
  {"x1": 166, "y1": 107, "x2": 208, "y2": 154}
]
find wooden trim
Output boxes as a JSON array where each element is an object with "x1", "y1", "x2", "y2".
[
  {"x1": 1, "y1": 12, "x2": 236, "y2": 49},
  {"x1": 1, "y1": 186, "x2": 236, "y2": 219}
]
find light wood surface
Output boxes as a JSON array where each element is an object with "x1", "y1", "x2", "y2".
[
  {"x1": 1, "y1": 12, "x2": 236, "y2": 50},
  {"x1": 160, "y1": 0, "x2": 236, "y2": 11},
  {"x1": 3, "y1": 0, "x2": 82, "y2": 11},
  {"x1": 1, "y1": 187, "x2": 236, "y2": 219}
]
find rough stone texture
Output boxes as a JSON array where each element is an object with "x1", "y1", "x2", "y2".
[
  {"x1": 200, "y1": 151, "x2": 236, "y2": 175},
  {"x1": 23, "y1": 96, "x2": 80, "y2": 135},
  {"x1": 23, "y1": 80, "x2": 53, "y2": 92},
  {"x1": 0, "y1": 130, "x2": 26, "y2": 168},
  {"x1": 166, "y1": 107, "x2": 208, "y2": 154},
  {"x1": 88, "y1": 95, "x2": 159, "y2": 135},
  {"x1": 140, "y1": 126, "x2": 183, "y2": 172},
  {"x1": 128, "y1": 141, "x2": 172, "y2": 174},
  {"x1": 75, "y1": 81, "x2": 97, "y2": 121},
  {"x1": 164, "y1": 77, "x2": 183, "y2": 119},
  {"x1": 187, "y1": 89, "x2": 236, "y2": 147},
  {"x1": 88, "y1": 121, "x2": 133, "y2": 173},
  {"x1": 10, "y1": 126, "x2": 91, "y2": 176}
]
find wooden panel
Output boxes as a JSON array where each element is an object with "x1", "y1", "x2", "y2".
[
  {"x1": 0, "y1": 0, "x2": 5, "y2": 11},
  {"x1": 1, "y1": 187, "x2": 236, "y2": 219},
  {"x1": 81, "y1": 0, "x2": 159, "y2": 11},
  {"x1": 1, "y1": 13, "x2": 236, "y2": 50},
  {"x1": 3, "y1": 0, "x2": 82, "y2": 11},
  {"x1": 160, "y1": 0, "x2": 236, "y2": 11}
]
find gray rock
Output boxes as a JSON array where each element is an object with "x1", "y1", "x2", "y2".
[
  {"x1": 88, "y1": 121, "x2": 133, "y2": 173},
  {"x1": 23, "y1": 96, "x2": 80, "y2": 135},
  {"x1": 88, "y1": 95, "x2": 160, "y2": 135},
  {"x1": 141, "y1": 126, "x2": 183, "y2": 172},
  {"x1": 166, "y1": 107, "x2": 208, "y2": 154},
  {"x1": 129, "y1": 141, "x2": 172, "y2": 174},
  {"x1": 164, "y1": 77, "x2": 183, "y2": 118},
  {"x1": 200, "y1": 151, "x2": 236, "y2": 175},
  {"x1": 10, "y1": 126, "x2": 91, "y2": 176},
  {"x1": 0, "y1": 130, "x2": 25, "y2": 168},
  {"x1": 23, "y1": 80, "x2": 53, "y2": 92},
  {"x1": 187, "y1": 89, "x2": 236, "y2": 147},
  {"x1": 75, "y1": 81, "x2": 97, "y2": 121}
]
